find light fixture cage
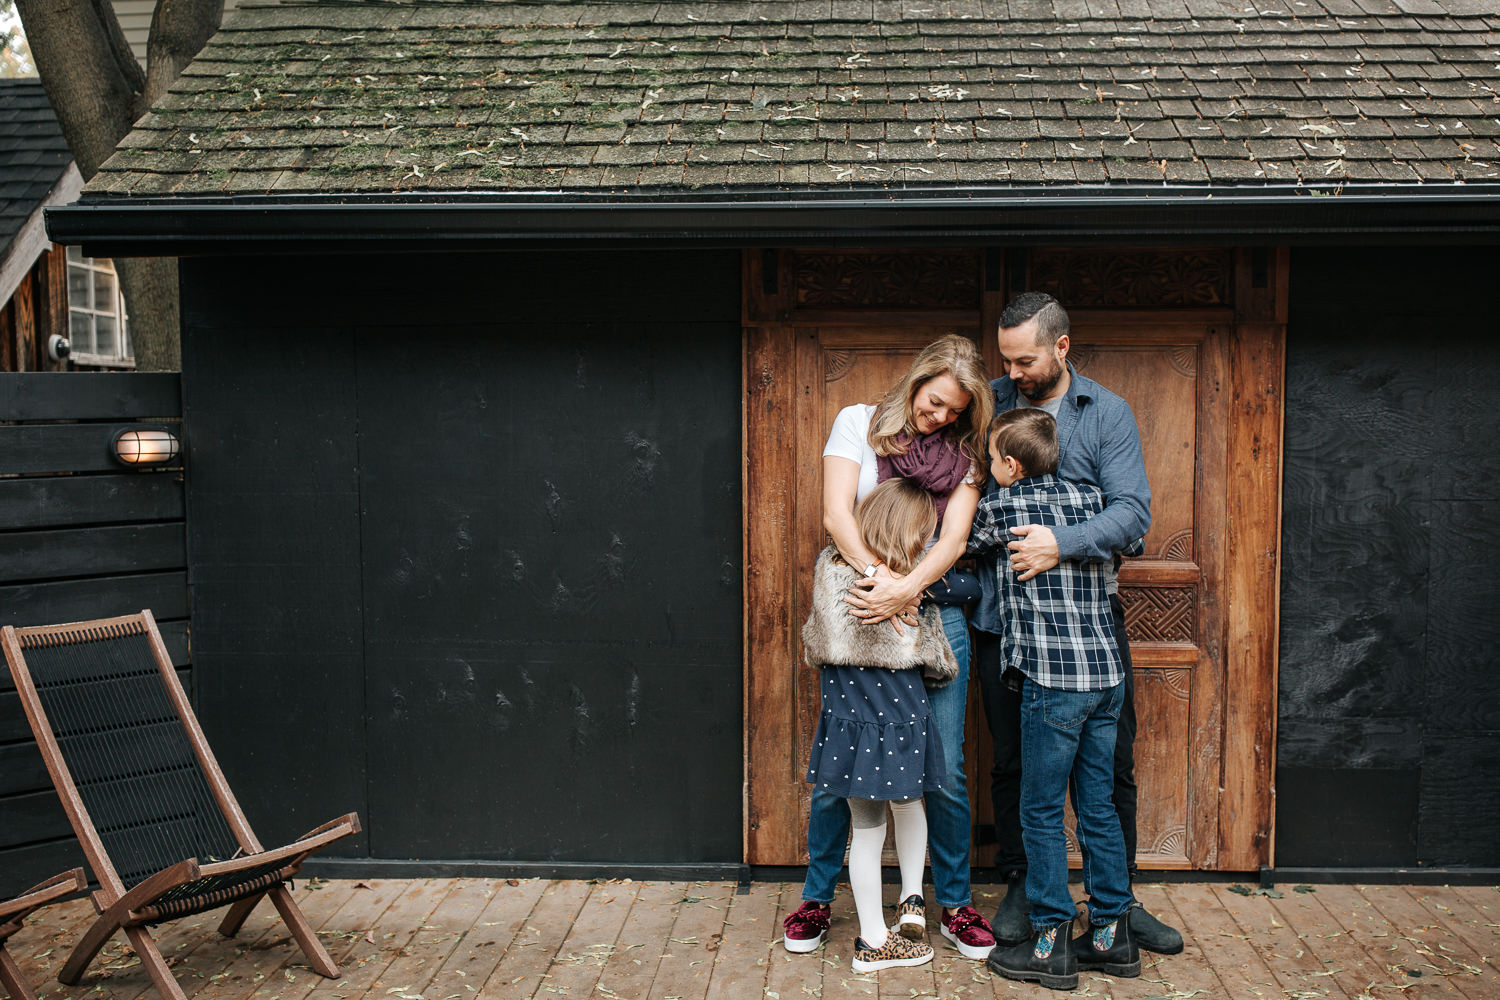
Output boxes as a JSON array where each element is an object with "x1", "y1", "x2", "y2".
[{"x1": 112, "y1": 428, "x2": 181, "y2": 468}]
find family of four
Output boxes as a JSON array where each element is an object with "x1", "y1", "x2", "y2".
[{"x1": 787, "y1": 293, "x2": 1183, "y2": 991}]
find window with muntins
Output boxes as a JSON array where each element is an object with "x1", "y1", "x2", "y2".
[{"x1": 66, "y1": 246, "x2": 133, "y2": 367}]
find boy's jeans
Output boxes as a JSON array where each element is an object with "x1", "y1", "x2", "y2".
[
  {"x1": 1020, "y1": 678, "x2": 1133, "y2": 930},
  {"x1": 801, "y1": 603, "x2": 974, "y2": 909}
]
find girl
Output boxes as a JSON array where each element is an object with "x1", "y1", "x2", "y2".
[{"x1": 800, "y1": 478, "x2": 960, "y2": 972}]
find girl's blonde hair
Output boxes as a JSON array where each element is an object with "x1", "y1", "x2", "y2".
[
  {"x1": 857, "y1": 479, "x2": 938, "y2": 576},
  {"x1": 868, "y1": 334, "x2": 993, "y2": 473}
]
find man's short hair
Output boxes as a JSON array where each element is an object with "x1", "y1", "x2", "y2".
[
  {"x1": 999, "y1": 292, "x2": 1070, "y2": 348},
  {"x1": 988, "y1": 408, "x2": 1059, "y2": 478}
]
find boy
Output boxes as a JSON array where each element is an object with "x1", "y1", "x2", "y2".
[{"x1": 968, "y1": 408, "x2": 1141, "y2": 991}]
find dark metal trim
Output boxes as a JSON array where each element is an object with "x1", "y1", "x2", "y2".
[
  {"x1": 303, "y1": 858, "x2": 745, "y2": 881},
  {"x1": 1262, "y1": 866, "x2": 1500, "y2": 887},
  {"x1": 302, "y1": 858, "x2": 1500, "y2": 885},
  {"x1": 45, "y1": 183, "x2": 1500, "y2": 257}
]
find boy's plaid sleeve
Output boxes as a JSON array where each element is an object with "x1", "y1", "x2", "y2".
[{"x1": 967, "y1": 497, "x2": 1012, "y2": 555}]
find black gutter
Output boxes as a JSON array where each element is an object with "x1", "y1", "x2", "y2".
[{"x1": 45, "y1": 183, "x2": 1500, "y2": 256}]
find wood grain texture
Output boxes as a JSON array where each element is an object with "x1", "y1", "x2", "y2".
[
  {"x1": 0, "y1": 475, "x2": 184, "y2": 531},
  {"x1": 647, "y1": 881, "x2": 733, "y2": 1000},
  {"x1": 1312, "y1": 884, "x2": 1469, "y2": 1000},
  {"x1": 1220, "y1": 317, "x2": 1284, "y2": 870},
  {"x1": 1207, "y1": 882, "x2": 1355, "y2": 999},
  {"x1": 3, "y1": 879, "x2": 1497, "y2": 1000},
  {"x1": 1277, "y1": 245, "x2": 1500, "y2": 867},
  {"x1": 0, "y1": 373, "x2": 180, "y2": 421},
  {"x1": 0, "y1": 524, "x2": 186, "y2": 584},
  {"x1": 743, "y1": 321, "x2": 800, "y2": 866},
  {"x1": 597, "y1": 879, "x2": 687, "y2": 1000},
  {"x1": 1267, "y1": 884, "x2": 1388, "y2": 1000},
  {"x1": 0, "y1": 574, "x2": 187, "y2": 628},
  {"x1": 702, "y1": 881, "x2": 777, "y2": 999},
  {"x1": 1188, "y1": 324, "x2": 1230, "y2": 872}
]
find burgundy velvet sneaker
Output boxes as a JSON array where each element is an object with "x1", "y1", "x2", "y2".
[
  {"x1": 940, "y1": 905, "x2": 998, "y2": 959},
  {"x1": 783, "y1": 901, "x2": 831, "y2": 953}
]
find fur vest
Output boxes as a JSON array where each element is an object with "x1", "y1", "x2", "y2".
[{"x1": 801, "y1": 546, "x2": 958, "y2": 688}]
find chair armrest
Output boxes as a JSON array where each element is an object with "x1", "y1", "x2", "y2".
[
  {"x1": 1, "y1": 868, "x2": 86, "y2": 917},
  {"x1": 295, "y1": 812, "x2": 362, "y2": 842},
  {"x1": 196, "y1": 814, "x2": 359, "y2": 881},
  {"x1": 0, "y1": 867, "x2": 86, "y2": 932}
]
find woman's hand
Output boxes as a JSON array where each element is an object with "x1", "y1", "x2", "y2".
[{"x1": 845, "y1": 566, "x2": 923, "y2": 632}]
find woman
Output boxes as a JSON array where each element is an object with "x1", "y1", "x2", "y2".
[{"x1": 782, "y1": 334, "x2": 997, "y2": 960}]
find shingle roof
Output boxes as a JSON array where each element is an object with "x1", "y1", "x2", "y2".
[
  {"x1": 0, "y1": 80, "x2": 73, "y2": 250},
  {"x1": 86, "y1": 0, "x2": 1500, "y2": 197}
]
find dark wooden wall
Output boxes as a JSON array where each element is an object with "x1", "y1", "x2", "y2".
[
  {"x1": 1277, "y1": 245, "x2": 1500, "y2": 869},
  {"x1": 180, "y1": 250, "x2": 744, "y2": 868},
  {"x1": 0, "y1": 372, "x2": 187, "y2": 895},
  {"x1": 1, "y1": 248, "x2": 68, "y2": 372}
]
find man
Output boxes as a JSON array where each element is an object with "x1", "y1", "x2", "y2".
[{"x1": 971, "y1": 292, "x2": 1183, "y2": 956}]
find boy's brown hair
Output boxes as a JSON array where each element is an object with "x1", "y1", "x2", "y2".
[
  {"x1": 856, "y1": 478, "x2": 938, "y2": 576},
  {"x1": 988, "y1": 408, "x2": 1059, "y2": 478}
]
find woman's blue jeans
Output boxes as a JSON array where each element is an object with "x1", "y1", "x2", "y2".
[
  {"x1": 1019, "y1": 678, "x2": 1133, "y2": 930},
  {"x1": 801, "y1": 602, "x2": 974, "y2": 908}
]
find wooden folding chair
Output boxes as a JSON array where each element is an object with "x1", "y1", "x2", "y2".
[
  {"x1": 0, "y1": 868, "x2": 85, "y2": 1000},
  {"x1": 1, "y1": 611, "x2": 361, "y2": 1000}
]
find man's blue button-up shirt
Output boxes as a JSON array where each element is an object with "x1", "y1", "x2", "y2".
[{"x1": 971, "y1": 362, "x2": 1151, "y2": 636}]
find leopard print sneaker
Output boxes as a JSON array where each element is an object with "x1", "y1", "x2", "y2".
[
  {"x1": 851, "y1": 931, "x2": 934, "y2": 973},
  {"x1": 893, "y1": 893, "x2": 927, "y2": 941}
]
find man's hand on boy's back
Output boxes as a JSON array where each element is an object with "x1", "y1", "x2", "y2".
[{"x1": 1007, "y1": 523, "x2": 1058, "y2": 581}]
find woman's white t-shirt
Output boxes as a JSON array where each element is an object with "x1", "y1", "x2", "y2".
[{"x1": 822, "y1": 404, "x2": 881, "y2": 503}]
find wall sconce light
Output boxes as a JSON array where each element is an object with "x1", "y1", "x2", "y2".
[{"x1": 112, "y1": 428, "x2": 181, "y2": 468}]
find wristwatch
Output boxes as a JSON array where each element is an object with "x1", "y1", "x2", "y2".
[{"x1": 864, "y1": 562, "x2": 880, "y2": 578}]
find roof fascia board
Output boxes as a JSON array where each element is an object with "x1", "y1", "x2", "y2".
[
  {"x1": 0, "y1": 164, "x2": 82, "y2": 305},
  {"x1": 46, "y1": 185, "x2": 1500, "y2": 256}
]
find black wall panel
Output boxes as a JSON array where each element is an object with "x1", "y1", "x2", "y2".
[
  {"x1": 1278, "y1": 246, "x2": 1500, "y2": 869},
  {"x1": 0, "y1": 372, "x2": 187, "y2": 896},
  {"x1": 182, "y1": 250, "x2": 742, "y2": 865}
]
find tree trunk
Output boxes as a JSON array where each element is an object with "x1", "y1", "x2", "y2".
[
  {"x1": 15, "y1": 0, "x2": 221, "y2": 370},
  {"x1": 115, "y1": 257, "x2": 179, "y2": 371}
]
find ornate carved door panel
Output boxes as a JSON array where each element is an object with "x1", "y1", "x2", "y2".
[{"x1": 744, "y1": 248, "x2": 1284, "y2": 871}]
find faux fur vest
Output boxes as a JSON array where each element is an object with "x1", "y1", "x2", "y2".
[{"x1": 801, "y1": 546, "x2": 958, "y2": 688}]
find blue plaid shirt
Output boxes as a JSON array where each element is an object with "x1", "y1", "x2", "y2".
[{"x1": 968, "y1": 474, "x2": 1123, "y2": 692}]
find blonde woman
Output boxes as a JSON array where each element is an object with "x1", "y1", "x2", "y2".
[{"x1": 783, "y1": 334, "x2": 997, "y2": 961}]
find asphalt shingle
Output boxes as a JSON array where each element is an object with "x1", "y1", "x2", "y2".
[
  {"x1": 81, "y1": 0, "x2": 1500, "y2": 196},
  {"x1": 0, "y1": 80, "x2": 73, "y2": 252}
]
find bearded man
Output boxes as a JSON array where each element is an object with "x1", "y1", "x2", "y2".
[{"x1": 972, "y1": 292, "x2": 1183, "y2": 955}]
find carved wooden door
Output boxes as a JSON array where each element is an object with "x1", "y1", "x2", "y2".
[
  {"x1": 745, "y1": 248, "x2": 1283, "y2": 872},
  {"x1": 1058, "y1": 325, "x2": 1228, "y2": 871}
]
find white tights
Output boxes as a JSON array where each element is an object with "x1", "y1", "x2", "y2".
[{"x1": 847, "y1": 797, "x2": 927, "y2": 947}]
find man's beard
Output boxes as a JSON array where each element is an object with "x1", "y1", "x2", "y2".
[{"x1": 1019, "y1": 358, "x2": 1064, "y2": 402}]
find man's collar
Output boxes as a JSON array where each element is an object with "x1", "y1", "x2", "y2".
[
  {"x1": 1061, "y1": 360, "x2": 1093, "y2": 406},
  {"x1": 992, "y1": 360, "x2": 1094, "y2": 407}
]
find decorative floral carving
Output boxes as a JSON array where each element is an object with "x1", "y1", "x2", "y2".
[
  {"x1": 1030, "y1": 249, "x2": 1231, "y2": 308},
  {"x1": 792, "y1": 250, "x2": 982, "y2": 310},
  {"x1": 1159, "y1": 669, "x2": 1191, "y2": 701},
  {"x1": 1068, "y1": 347, "x2": 1092, "y2": 373},
  {"x1": 1158, "y1": 529, "x2": 1193, "y2": 561},
  {"x1": 1170, "y1": 346, "x2": 1197, "y2": 378},
  {"x1": 1147, "y1": 825, "x2": 1188, "y2": 858},
  {"x1": 1120, "y1": 586, "x2": 1195, "y2": 644},
  {"x1": 825, "y1": 350, "x2": 858, "y2": 383}
]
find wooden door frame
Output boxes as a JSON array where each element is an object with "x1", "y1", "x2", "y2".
[{"x1": 743, "y1": 246, "x2": 1286, "y2": 871}]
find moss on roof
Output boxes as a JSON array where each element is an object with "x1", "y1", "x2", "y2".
[{"x1": 86, "y1": 0, "x2": 1500, "y2": 196}]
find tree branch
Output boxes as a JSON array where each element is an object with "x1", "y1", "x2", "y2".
[{"x1": 145, "y1": 0, "x2": 221, "y2": 105}]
